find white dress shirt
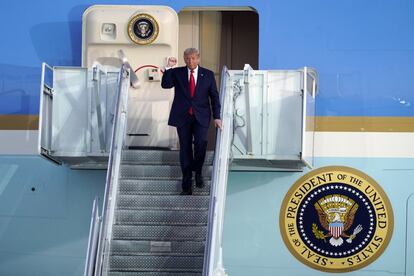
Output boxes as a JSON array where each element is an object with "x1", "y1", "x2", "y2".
[{"x1": 187, "y1": 66, "x2": 198, "y2": 85}]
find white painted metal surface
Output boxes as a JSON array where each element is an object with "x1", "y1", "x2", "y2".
[{"x1": 82, "y1": 5, "x2": 179, "y2": 148}]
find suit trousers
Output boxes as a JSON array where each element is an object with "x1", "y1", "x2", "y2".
[{"x1": 176, "y1": 114, "x2": 209, "y2": 191}]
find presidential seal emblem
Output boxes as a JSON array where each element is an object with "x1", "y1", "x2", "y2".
[
  {"x1": 127, "y1": 13, "x2": 159, "y2": 45},
  {"x1": 279, "y1": 166, "x2": 393, "y2": 272}
]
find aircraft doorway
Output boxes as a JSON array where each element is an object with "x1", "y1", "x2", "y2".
[{"x1": 178, "y1": 7, "x2": 259, "y2": 149}]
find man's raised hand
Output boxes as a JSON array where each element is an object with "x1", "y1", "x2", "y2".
[{"x1": 166, "y1": 57, "x2": 177, "y2": 68}]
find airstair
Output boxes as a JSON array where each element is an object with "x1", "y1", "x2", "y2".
[
  {"x1": 102, "y1": 150, "x2": 213, "y2": 275},
  {"x1": 80, "y1": 64, "x2": 233, "y2": 276},
  {"x1": 39, "y1": 60, "x2": 316, "y2": 276},
  {"x1": 104, "y1": 149, "x2": 213, "y2": 275},
  {"x1": 39, "y1": 61, "x2": 316, "y2": 276}
]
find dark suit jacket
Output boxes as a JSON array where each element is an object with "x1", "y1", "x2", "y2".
[{"x1": 161, "y1": 66, "x2": 221, "y2": 128}]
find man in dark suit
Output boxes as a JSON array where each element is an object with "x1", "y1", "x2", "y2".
[{"x1": 161, "y1": 48, "x2": 222, "y2": 195}]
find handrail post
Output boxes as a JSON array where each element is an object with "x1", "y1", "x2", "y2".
[
  {"x1": 84, "y1": 197, "x2": 100, "y2": 276},
  {"x1": 243, "y1": 64, "x2": 253, "y2": 155},
  {"x1": 92, "y1": 66, "x2": 106, "y2": 152}
]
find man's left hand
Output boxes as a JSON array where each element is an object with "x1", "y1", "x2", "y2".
[{"x1": 214, "y1": 119, "x2": 222, "y2": 130}]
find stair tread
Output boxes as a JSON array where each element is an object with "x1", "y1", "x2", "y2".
[
  {"x1": 109, "y1": 255, "x2": 204, "y2": 271},
  {"x1": 121, "y1": 161, "x2": 213, "y2": 165},
  {"x1": 112, "y1": 225, "x2": 207, "y2": 241},
  {"x1": 115, "y1": 209, "x2": 208, "y2": 225},
  {"x1": 116, "y1": 194, "x2": 210, "y2": 211},
  {"x1": 117, "y1": 179, "x2": 211, "y2": 197},
  {"x1": 110, "y1": 240, "x2": 205, "y2": 255},
  {"x1": 121, "y1": 149, "x2": 214, "y2": 163},
  {"x1": 110, "y1": 252, "x2": 204, "y2": 257},
  {"x1": 120, "y1": 164, "x2": 212, "y2": 179},
  {"x1": 120, "y1": 164, "x2": 213, "y2": 167},
  {"x1": 109, "y1": 270, "x2": 202, "y2": 273},
  {"x1": 109, "y1": 272, "x2": 201, "y2": 276},
  {"x1": 119, "y1": 177, "x2": 212, "y2": 181}
]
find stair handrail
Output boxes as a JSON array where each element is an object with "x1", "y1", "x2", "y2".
[
  {"x1": 88, "y1": 64, "x2": 129, "y2": 276},
  {"x1": 203, "y1": 66, "x2": 233, "y2": 276}
]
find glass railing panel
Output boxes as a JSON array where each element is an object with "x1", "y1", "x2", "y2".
[
  {"x1": 103, "y1": 72, "x2": 119, "y2": 152},
  {"x1": 39, "y1": 64, "x2": 122, "y2": 164},
  {"x1": 93, "y1": 65, "x2": 129, "y2": 276},
  {"x1": 89, "y1": 68, "x2": 119, "y2": 155},
  {"x1": 51, "y1": 67, "x2": 89, "y2": 156}
]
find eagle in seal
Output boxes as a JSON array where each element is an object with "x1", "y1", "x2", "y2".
[{"x1": 313, "y1": 194, "x2": 362, "y2": 247}]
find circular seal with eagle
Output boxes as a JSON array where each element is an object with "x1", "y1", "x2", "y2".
[
  {"x1": 127, "y1": 13, "x2": 159, "y2": 45},
  {"x1": 280, "y1": 166, "x2": 393, "y2": 272}
]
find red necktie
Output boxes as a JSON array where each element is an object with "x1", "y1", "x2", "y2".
[{"x1": 189, "y1": 69, "x2": 195, "y2": 114}]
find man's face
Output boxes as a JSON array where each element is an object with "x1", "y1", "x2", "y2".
[{"x1": 184, "y1": 53, "x2": 200, "y2": 70}]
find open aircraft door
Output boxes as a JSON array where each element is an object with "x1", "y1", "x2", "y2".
[{"x1": 82, "y1": 5, "x2": 179, "y2": 149}]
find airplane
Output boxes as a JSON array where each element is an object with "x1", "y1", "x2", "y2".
[{"x1": 0, "y1": 1, "x2": 412, "y2": 276}]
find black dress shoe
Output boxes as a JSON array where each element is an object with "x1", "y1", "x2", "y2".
[
  {"x1": 195, "y1": 174, "x2": 204, "y2": 188},
  {"x1": 180, "y1": 189, "x2": 192, "y2": 195}
]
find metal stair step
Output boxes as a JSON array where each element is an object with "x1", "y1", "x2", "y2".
[
  {"x1": 110, "y1": 240, "x2": 205, "y2": 255},
  {"x1": 114, "y1": 209, "x2": 208, "y2": 226},
  {"x1": 104, "y1": 149, "x2": 215, "y2": 274},
  {"x1": 116, "y1": 194, "x2": 210, "y2": 210},
  {"x1": 112, "y1": 225, "x2": 207, "y2": 241},
  {"x1": 118, "y1": 179, "x2": 210, "y2": 195},
  {"x1": 109, "y1": 272, "x2": 201, "y2": 276},
  {"x1": 122, "y1": 150, "x2": 214, "y2": 165},
  {"x1": 109, "y1": 255, "x2": 203, "y2": 272},
  {"x1": 120, "y1": 164, "x2": 212, "y2": 179}
]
